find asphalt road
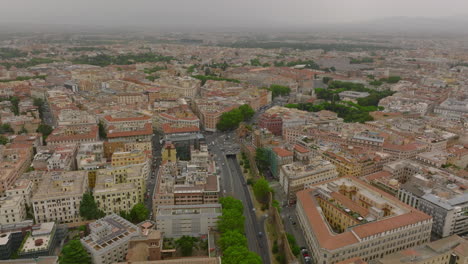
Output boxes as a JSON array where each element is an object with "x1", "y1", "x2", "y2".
[
  {"x1": 146, "y1": 131, "x2": 162, "y2": 217},
  {"x1": 205, "y1": 132, "x2": 270, "y2": 263}
]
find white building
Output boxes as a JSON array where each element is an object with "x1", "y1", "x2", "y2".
[
  {"x1": 31, "y1": 171, "x2": 88, "y2": 224},
  {"x1": 81, "y1": 214, "x2": 141, "y2": 264},
  {"x1": 155, "y1": 204, "x2": 221, "y2": 237}
]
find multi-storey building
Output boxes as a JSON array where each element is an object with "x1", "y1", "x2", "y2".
[
  {"x1": 279, "y1": 157, "x2": 339, "y2": 203},
  {"x1": 0, "y1": 145, "x2": 33, "y2": 195},
  {"x1": 155, "y1": 204, "x2": 221, "y2": 237},
  {"x1": 398, "y1": 172, "x2": 468, "y2": 238},
  {"x1": 111, "y1": 150, "x2": 147, "y2": 167},
  {"x1": 6, "y1": 179, "x2": 33, "y2": 206},
  {"x1": 153, "y1": 144, "x2": 219, "y2": 216},
  {"x1": 45, "y1": 125, "x2": 99, "y2": 145},
  {"x1": 31, "y1": 171, "x2": 88, "y2": 224},
  {"x1": 102, "y1": 112, "x2": 153, "y2": 152},
  {"x1": 81, "y1": 214, "x2": 141, "y2": 264},
  {"x1": 94, "y1": 162, "x2": 148, "y2": 214},
  {"x1": 192, "y1": 98, "x2": 238, "y2": 132},
  {"x1": 296, "y1": 177, "x2": 432, "y2": 264},
  {"x1": 376, "y1": 234, "x2": 468, "y2": 264},
  {"x1": 0, "y1": 196, "x2": 26, "y2": 225}
]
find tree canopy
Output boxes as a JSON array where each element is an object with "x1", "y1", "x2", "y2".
[
  {"x1": 58, "y1": 239, "x2": 91, "y2": 264},
  {"x1": 218, "y1": 208, "x2": 245, "y2": 233},
  {"x1": 253, "y1": 178, "x2": 272, "y2": 205},
  {"x1": 0, "y1": 135, "x2": 8, "y2": 145},
  {"x1": 175, "y1": 236, "x2": 198, "y2": 256},
  {"x1": 36, "y1": 123, "x2": 53, "y2": 141},
  {"x1": 129, "y1": 203, "x2": 149, "y2": 223},
  {"x1": 255, "y1": 148, "x2": 270, "y2": 174},
  {"x1": 219, "y1": 230, "x2": 247, "y2": 251},
  {"x1": 217, "y1": 104, "x2": 255, "y2": 131},
  {"x1": 264, "y1": 84, "x2": 291, "y2": 99},
  {"x1": 222, "y1": 245, "x2": 262, "y2": 264},
  {"x1": 219, "y1": 196, "x2": 244, "y2": 212},
  {"x1": 79, "y1": 193, "x2": 105, "y2": 220}
]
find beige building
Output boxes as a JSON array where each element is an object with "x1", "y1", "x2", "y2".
[
  {"x1": 6, "y1": 179, "x2": 33, "y2": 206},
  {"x1": 296, "y1": 176, "x2": 433, "y2": 264},
  {"x1": 31, "y1": 171, "x2": 88, "y2": 224},
  {"x1": 155, "y1": 204, "x2": 221, "y2": 237},
  {"x1": 81, "y1": 214, "x2": 141, "y2": 264},
  {"x1": 376, "y1": 235, "x2": 468, "y2": 264},
  {"x1": 0, "y1": 195, "x2": 26, "y2": 225},
  {"x1": 279, "y1": 157, "x2": 338, "y2": 202},
  {"x1": 94, "y1": 162, "x2": 148, "y2": 214},
  {"x1": 153, "y1": 144, "x2": 219, "y2": 216}
]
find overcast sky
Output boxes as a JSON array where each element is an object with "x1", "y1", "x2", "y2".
[{"x1": 1, "y1": 0, "x2": 467, "y2": 29}]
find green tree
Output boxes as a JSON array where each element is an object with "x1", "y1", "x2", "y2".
[
  {"x1": 79, "y1": 193, "x2": 104, "y2": 220},
  {"x1": 9, "y1": 96, "x2": 20, "y2": 115},
  {"x1": 175, "y1": 236, "x2": 198, "y2": 256},
  {"x1": 0, "y1": 123, "x2": 14, "y2": 134},
  {"x1": 98, "y1": 121, "x2": 107, "y2": 139},
  {"x1": 286, "y1": 233, "x2": 300, "y2": 255},
  {"x1": 265, "y1": 84, "x2": 291, "y2": 98},
  {"x1": 253, "y1": 178, "x2": 271, "y2": 205},
  {"x1": 219, "y1": 196, "x2": 244, "y2": 213},
  {"x1": 222, "y1": 245, "x2": 262, "y2": 264},
  {"x1": 129, "y1": 203, "x2": 149, "y2": 223},
  {"x1": 218, "y1": 209, "x2": 245, "y2": 233},
  {"x1": 250, "y1": 58, "x2": 261, "y2": 66},
  {"x1": 322, "y1": 77, "x2": 333, "y2": 84},
  {"x1": 36, "y1": 123, "x2": 53, "y2": 141},
  {"x1": 238, "y1": 104, "x2": 255, "y2": 121},
  {"x1": 0, "y1": 135, "x2": 8, "y2": 145},
  {"x1": 18, "y1": 126, "x2": 27, "y2": 134},
  {"x1": 58, "y1": 239, "x2": 91, "y2": 264},
  {"x1": 219, "y1": 230, "x2": 247, "y2": 251},
  {"x1": 33, "y1": 97, "x2": 45, "y2": 119},
  {"x1": 255, "y1": 148, "x2": 270, "y2": 174}
]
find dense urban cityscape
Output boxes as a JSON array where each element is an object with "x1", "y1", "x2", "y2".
[{"x1": 0, "y1": 4, "x2": 468, "y2": 264}]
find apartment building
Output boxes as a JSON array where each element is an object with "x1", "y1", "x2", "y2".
[
  {"x1": 81, "y1": 214, "x2": 141, "y2": 264},
  {"x1": 31, "y1": 171, "x2": 88, "y2": 224},
  {"x1": 192, "y1": 98, "x2": 238, "y2": 132},
  {"x1": 94, "y1": 162, "x2": 148, "y2": 214},
  {"x1": 279, "y1": 156, "x2": 339, "y2": 203},
  {"x1": 296, "y1": 177, "x2": 432, "y2": 264},
  {"x1": 6, "y1": 179, "x2": 33, "y2": 206},
  {"x1": 45, "y1": 125, "x2": 99, "y2": 145},
  {"x1": 102, "y1": 112, "x2": 153, "y2": 150},
  {"x1": 155, "y1": 204, "x2": 221, "y2": 237},
  {"x1": 398, "y1": 172, "x2": 468, "y2": 238},
  {"x1": 153, "y1": 144, "x2": 219, "y2": 215},
  {"x1": 111, "y1": 150, "x2": 147, "y2": 167},
  {"x1": 0, "y1": 145, "x2": 33, "y2": 195},
  {"x1": 376, "y1": 235, "x2": 468, "y2": 264},
  {"x1": 0, "y1": 196, "x2": 26, "y2": 225}
]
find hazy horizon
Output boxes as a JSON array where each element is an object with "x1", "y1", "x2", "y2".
[{"x1": 1, "y1": 0, "x2": 468, "y2": 30}]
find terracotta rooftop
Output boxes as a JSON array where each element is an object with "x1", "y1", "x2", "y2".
[
  {"x1": 107, "y1": 123, "x2": 152, "y2": 138},
  {"x1": 161, "y1": 124, "x2": 200, "y2": 134},
  {"x1": 296, "y1": 176, "x2": 432, "y2": 250},
  {"x1": 272, "y1": 147, "x2": 293, "y2": 157},
  {"x1": 104, "y1": 114, "x2": 151, "y2": 122},
  {"x1": 294, "y1": 144, "x2": 310, "y2": 153}
]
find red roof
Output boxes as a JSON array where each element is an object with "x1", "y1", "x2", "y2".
[
  {"x1": 161, "y1": 123, "x2": 200, "y2": 134},
  {"x1": 272, "y1": 147, "x2": 293, "y2": 157},
  {"x1": 107, "y1": 123, "x2": 152, "y2": 138},
  {"x1": 104, "y1": 114, "x2": 151, "y2": 122},
  {"x1": 294, "y1": 144, "x2": 310, "y2": 153}
]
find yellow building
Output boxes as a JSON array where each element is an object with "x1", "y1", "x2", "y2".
[
  {"x1": 94, "y1": 162, "x2": 149, "y2": 214},
  {"x1": 162, "y1": 142, "x2": 177, "y2": 162},
  {"x1": 111, "y1": 150, "x2": 147, "y2": 167}
]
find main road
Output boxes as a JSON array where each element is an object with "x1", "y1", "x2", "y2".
[{"x1": 206, "y1": 132, "x2": 270, "y2": 264}]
